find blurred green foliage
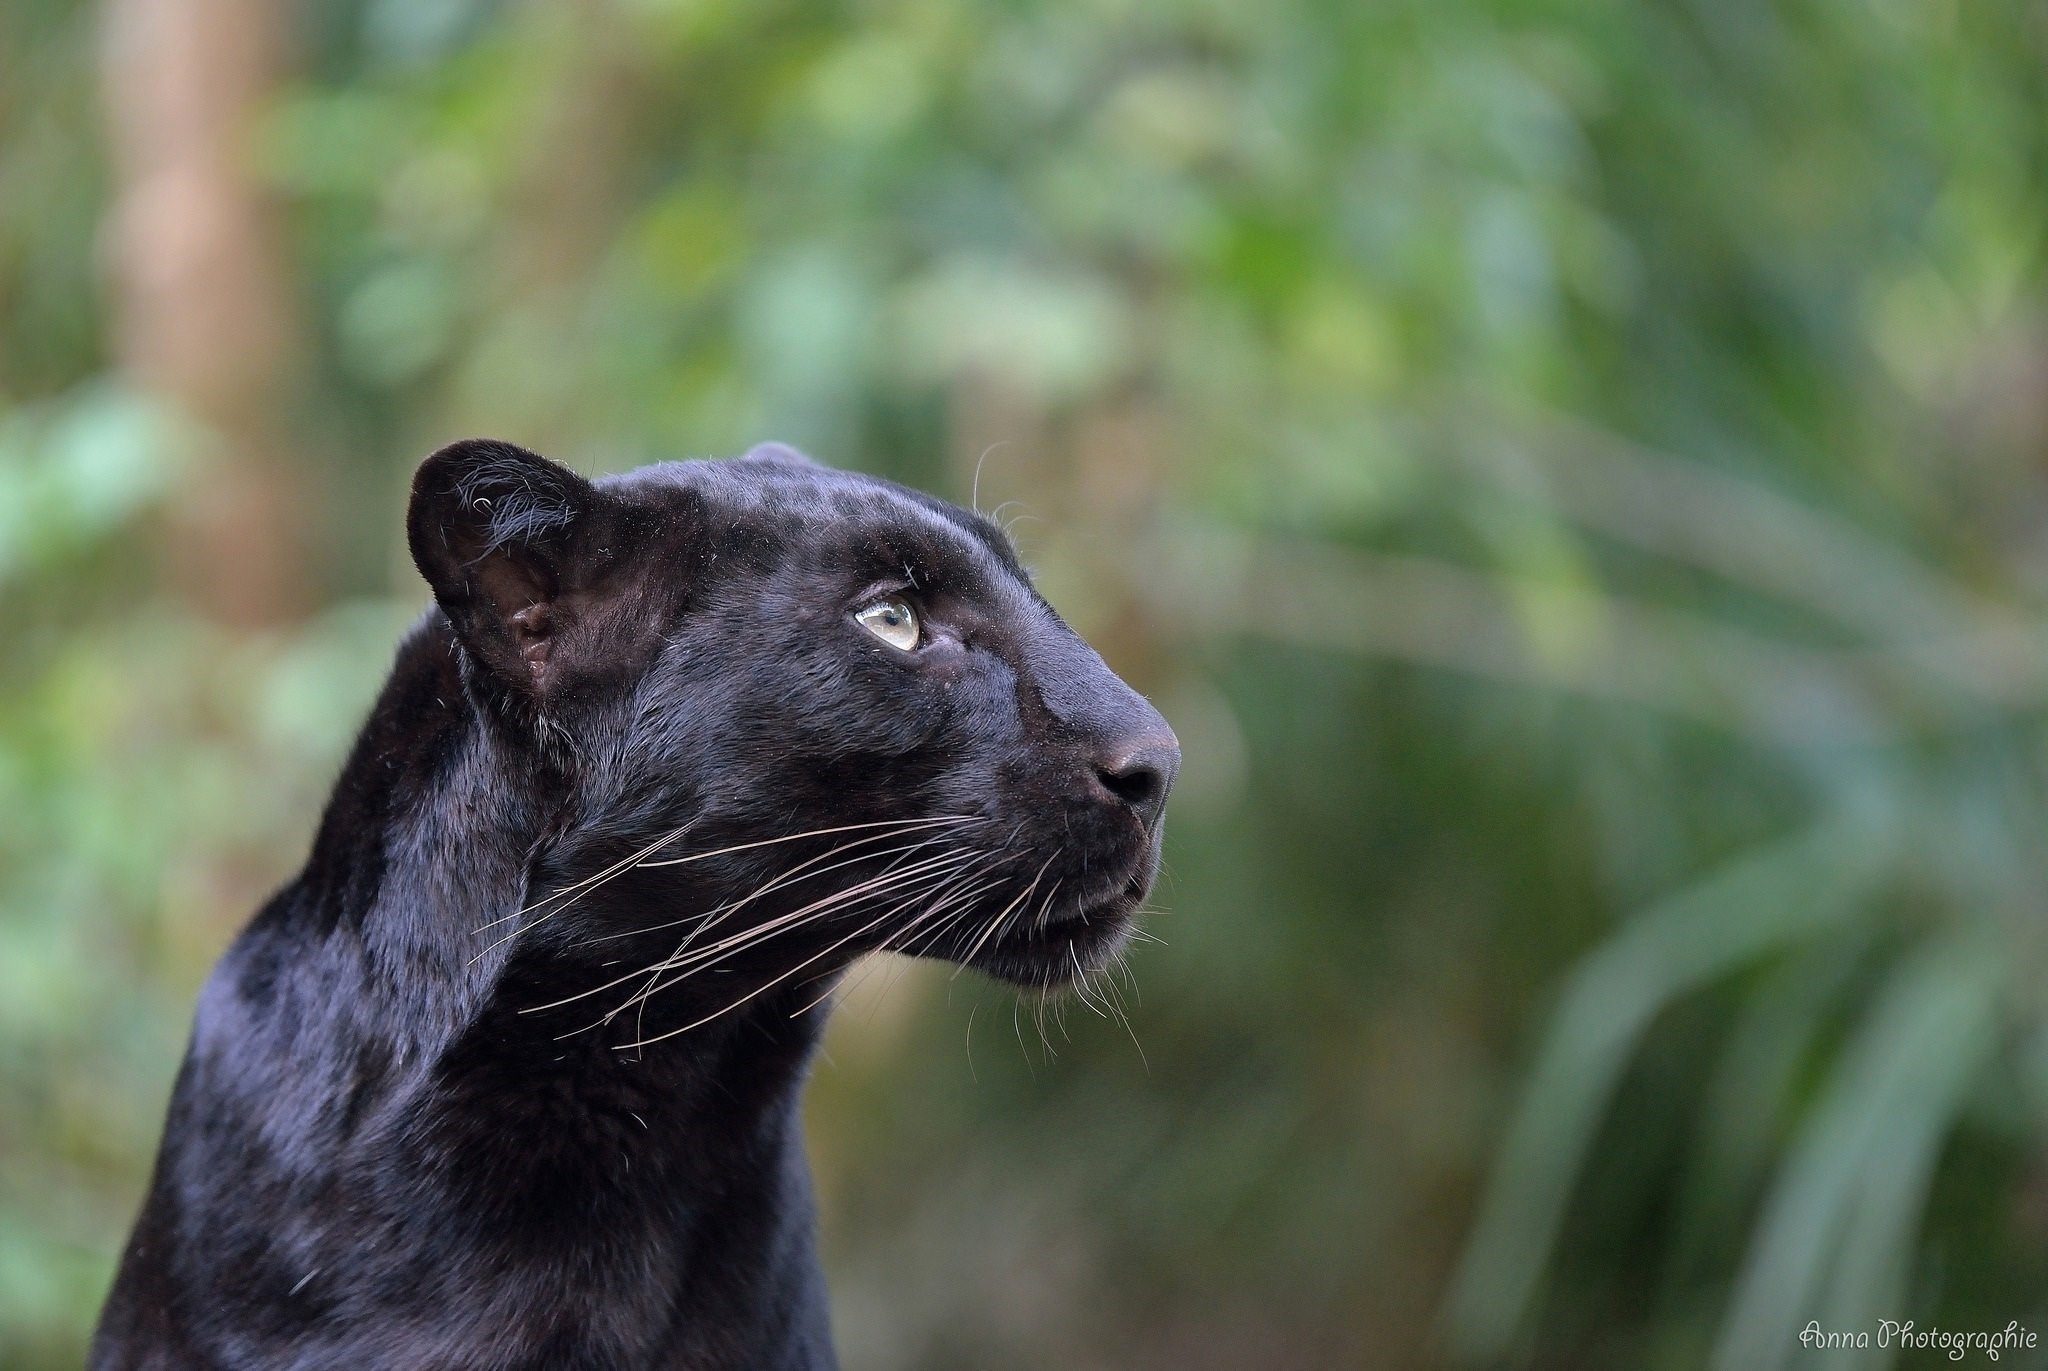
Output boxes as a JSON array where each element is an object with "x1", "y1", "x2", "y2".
[{"x1": 6, "y1": 0, "x2": 2048, "y2": 1367}]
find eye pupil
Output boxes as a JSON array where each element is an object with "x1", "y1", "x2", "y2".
[{"x1": 855, "y1": 597, "x2": 920, "y2": 650}]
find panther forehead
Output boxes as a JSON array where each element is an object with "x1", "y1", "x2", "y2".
[{"x1": 607, "y1": 453, "x2": 1030, "y2": 591}]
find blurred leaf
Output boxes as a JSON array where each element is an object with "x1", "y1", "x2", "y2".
[
  {"x1": 1714, "y1": 938, "x2": 2003, "y2": 1371},
  {"x1": 1447, "y1": 808, "x2": 1896, "y2": 1362}
]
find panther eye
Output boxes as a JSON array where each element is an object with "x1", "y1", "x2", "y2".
[{"x1": 854, "y1": 597, "x2": 920, "y2": 651}]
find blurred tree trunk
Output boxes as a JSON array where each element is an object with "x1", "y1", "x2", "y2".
[{"x1": 100, "y1": 0, "x2": 305, "y2": 627}]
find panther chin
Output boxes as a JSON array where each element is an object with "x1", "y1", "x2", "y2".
[{"x1": 966, "y1": 875, "x2": 1150, "y2": 988}]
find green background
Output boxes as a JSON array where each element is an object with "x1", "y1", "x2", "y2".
[{"x1": 6, "y1": 0, "x2": 2048, "y2": 1366}]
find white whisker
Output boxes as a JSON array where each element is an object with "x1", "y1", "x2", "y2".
[
  {"x1": 950, "y1": 857, "x2": 1056, "y2": 979},
  {"x1": 634, "y1": 815, "x2": 977, "y2": 868},
  {"x1": 534, "y1": 848, "x2": 975, "y2": 1026}
]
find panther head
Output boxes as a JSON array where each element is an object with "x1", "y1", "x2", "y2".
[{"x1": 407, "y1": 439, "x2": 1178, "y2": 1038}]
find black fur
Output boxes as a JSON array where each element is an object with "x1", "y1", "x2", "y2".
[{"x1": 93, "y1": 441, "x2": 1179, "y2": 1370}]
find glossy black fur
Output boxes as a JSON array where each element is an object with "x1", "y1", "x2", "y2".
[{"x1": 92, "y1": 441, "x2": 1179, "y2": 1370}]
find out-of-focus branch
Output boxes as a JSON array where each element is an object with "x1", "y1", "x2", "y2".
[
  {"x1": 1452, "y1": 405, "x2": 2048, "y2": 701},
  {"x1": 100, "y1": 0, "x2": 304, "y2": 626},
  {"x1": 1143, "y1": 526, "x2": 2041, "y2": 747}
]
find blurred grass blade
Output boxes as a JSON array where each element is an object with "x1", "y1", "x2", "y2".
[
  {"x1": 1445, "y1": 809, "x2": 1894, "y2": 1364},
  {"x1": 1451, "y1": 412, "x2": 2048, "y2": 707},
  {"x1": 1712, "y1": 938, "x2": 2002, "y2": 1371},
  {"x1": 1163, "y1": 528, "x2": 1905, "y2": 746},
  {"x1": 1667, "y1": 935, "x2": 1874, "y2": 1289}
]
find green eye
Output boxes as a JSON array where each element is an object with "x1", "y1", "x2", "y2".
[{"x1": 854, "y1": 597, "x2": 920, "y2": 651}]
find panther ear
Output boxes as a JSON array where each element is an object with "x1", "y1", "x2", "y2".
[
  {"x1": 736, "y1": 441, "x2": 821, "y2": 469},
  {"x1": 407, "y1": 439, "x2": 597, "y2": 694}
]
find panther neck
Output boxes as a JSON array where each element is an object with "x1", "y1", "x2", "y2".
[
  {"x1": 99, "y1": 615, "x2": 840, "y2": 1369},
  {"x1": 296, "y1": 609, "x2": 835, "y2": 1197}
]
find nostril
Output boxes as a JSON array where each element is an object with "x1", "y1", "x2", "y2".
[
  {"x1": 1098, "y1": 757, "x2": 1164, "y2": 810},
  {"x1": 1094, "y1": 735, "x2": 1180, "y2": 827}
]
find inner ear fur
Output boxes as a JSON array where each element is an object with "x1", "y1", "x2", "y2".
[{"x1": 407, "y1": 438, "x2": 598, "y2": 694}]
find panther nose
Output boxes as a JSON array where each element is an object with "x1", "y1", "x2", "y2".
[{"x1": 1095, "y1": 730, "x2": 1180, "y2": 832}]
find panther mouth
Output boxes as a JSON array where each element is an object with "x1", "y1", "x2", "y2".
[{"x1": 970, "y1": 871, "x2": 1148, "y2": 987}]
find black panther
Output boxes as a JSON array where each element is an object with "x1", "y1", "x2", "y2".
[{"x1": 90, "y1": 440, "x2": 1178, "y2": 1370}]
